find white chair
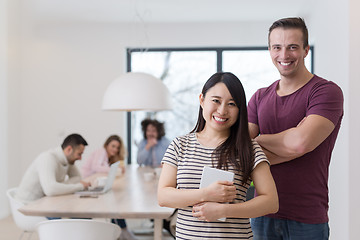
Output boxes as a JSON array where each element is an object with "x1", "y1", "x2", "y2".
[
  {"x1": 37, "y1": 219, "x2": 121, "y2": 240},
  {"x1": 6, "y1": 187, "x2": 47, "y2": 240}
]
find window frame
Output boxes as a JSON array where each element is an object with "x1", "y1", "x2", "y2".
[{"x1": 126, "y1": 46, "x2": 314, "y2": 164}]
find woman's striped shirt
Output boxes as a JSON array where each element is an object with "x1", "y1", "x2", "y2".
[{"x1": 162, "y1": 132, "x2": 269, "y2": 240}]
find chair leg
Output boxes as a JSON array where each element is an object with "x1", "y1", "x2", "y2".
[
  {"x1": 18, "y1": 231, "x2": 33, "y2": 240},
  {"x1": 18, "y1": 231, "x2": 25, "y2": 240},
  {"x1": 27, "y1": 232, "x2": 33, "y2": 240}
]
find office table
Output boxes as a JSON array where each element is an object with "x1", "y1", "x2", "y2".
[{"x1": 19, "y1": 165, "x2": 174, "y2": 240}]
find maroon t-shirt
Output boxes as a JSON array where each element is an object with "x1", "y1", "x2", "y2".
[{"x1": 248, "y1": 75, "x2": 343, "y2": 224}]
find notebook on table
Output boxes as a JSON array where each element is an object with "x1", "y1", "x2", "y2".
[{"x1": 75, "y1": 161, "x2": 120, "y2": 196}]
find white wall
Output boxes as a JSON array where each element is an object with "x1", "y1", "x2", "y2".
[
  {"x1": 0, "y1": 0, "x2": 9, "y2": 218},
  {"x1": 310, "y1": 1, "x2": 360, "y2": 239},
  {"x1": 310, "y1": 1, "x2": 350, "y2": 239},
  {"x1": 9, "y1": 20, "x2": 270, "y2": 183},
  {"x1": 348, "y1": 0, "x2": 360, "y2": 238}
]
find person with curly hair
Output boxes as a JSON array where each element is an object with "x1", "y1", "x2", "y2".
[{"x1": 137, "y1": 119, "x2": 170, "y2": 168}]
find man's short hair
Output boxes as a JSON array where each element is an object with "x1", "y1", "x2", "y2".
[
  {"x1": 61, "y1": 133, "x2": 88, "y2": 149},
  {"x1": 268, "y1": 17, "x2": 309, "y2": 48}
]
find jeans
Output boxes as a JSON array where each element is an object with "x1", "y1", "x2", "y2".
[
  {"x1": 251, "y1": 216, "x2": 329, "y2": 240},
  {"x1": 46, "y1": 217, "x2": 91, "y2": 220},
  {"x1": 111, "y1": 218, "x2": 127, "y2": 229},
  {"x1": 46, "y1": 217, "x2": 61, "y2": 220}
]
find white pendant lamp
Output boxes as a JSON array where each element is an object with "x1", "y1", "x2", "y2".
[{"x1": 102, "y1": 72, "x2": 172, "y2": 112}]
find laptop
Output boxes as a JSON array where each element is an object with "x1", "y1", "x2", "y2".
[{"x1": 75, "y1": 161, "x2": 120, "y2": 196}]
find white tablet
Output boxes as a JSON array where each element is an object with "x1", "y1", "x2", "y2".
[
  {"x1": 200, "y1": 166, "x2": 234, "y2": 188},
  {"x1": 199, "y1": 166, "x2": 235, "y2": 221}
]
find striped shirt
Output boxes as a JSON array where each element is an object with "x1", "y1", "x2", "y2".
[{"x1": 162, "y1": 132, "x2": 269, "y2": 240}]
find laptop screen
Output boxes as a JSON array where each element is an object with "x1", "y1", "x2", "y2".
[{"x1": 102, "y1": 161, "x2": 120, "y2": 192}]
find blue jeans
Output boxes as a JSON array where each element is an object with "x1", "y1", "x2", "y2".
[
  {"x1": 46, "y1": 217, "x2": 61, "y2": 220},
  {"x1": 46, "y1": 217, "x2": 91, "y2": 220},
  {"x1": 251, "y1": 216, "x2": 329, "y2": 240},
  {"x1": 111, "y1": 218, "x2": 127, "y2": 229}
]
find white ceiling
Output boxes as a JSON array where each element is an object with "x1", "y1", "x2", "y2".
[{"x1": 26, "y1": 0, "x2": 314, "y2": 23}]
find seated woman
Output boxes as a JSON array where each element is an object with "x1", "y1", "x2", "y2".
[{"x1": 81, "y1": 135, "x2": 137, "y2": 240}]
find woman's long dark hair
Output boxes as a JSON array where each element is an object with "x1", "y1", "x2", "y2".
[{"x1": 191, "y1": 72, "x2": 254, "y2": 185}]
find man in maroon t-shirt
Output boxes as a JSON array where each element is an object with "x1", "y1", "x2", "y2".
[{"x1": 248, "y1": 17, "x2": 343, "y2": 240}]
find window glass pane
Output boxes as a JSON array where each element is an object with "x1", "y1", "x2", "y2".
[
  {"x1": 130, "y1": 51, "x2": 217, "y2": 164},
  {"x1": 129, "y1": 47, "x2": 313, "y2": 164},
  {"x1": 222, "y1": 49, "x2": 312, "y2": 102}
]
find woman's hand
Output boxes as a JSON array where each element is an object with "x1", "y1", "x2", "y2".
[
  {"x1": 202, "y1": 181, "x2": 236, "y2": 203},
  {"x1": 192, "y1": 202, "x2": 225, "y2": 222}
]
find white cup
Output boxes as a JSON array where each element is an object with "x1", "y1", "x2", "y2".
[{"x1": 116, "y1": 168, "x2": 123, "y2": 177}]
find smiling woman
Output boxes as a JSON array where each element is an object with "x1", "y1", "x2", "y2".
[
  {"x1": 81, "y1": 135, "x2": 125, "y2": 178},
  {"x1": 199, "y1": 82, "x2": 239, "y2": 140},
  {"x1": 157, "y1": 72, "x2": 278, "y2": 239}
]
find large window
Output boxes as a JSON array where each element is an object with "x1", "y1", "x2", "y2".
[{"x1": 126, "y1": 47, "x2": 313, "y2": 163}]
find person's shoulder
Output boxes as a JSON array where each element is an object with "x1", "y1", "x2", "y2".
[
  {"x1": 167, "y1": 133, "x2": 197, "y2": 154},
  {"x1": 310, "y1": 75, "x2": 343, "y2": 96},
  {"x1": 137, "y1": 138, "x2": 147, "y2": 146},
  {"x1": 160, "y1": 136, "x2": 171, "y2": 144},
  {"x1": 93, "y1": 147, "x2": 106, "y2": 154},
  {"x1": 312, "y1": 75, "x2": 342, "y2": 89},
  {"x1": 261, "y1": 80, "x2": 279, "y2": 90},
  {"x1": 177, "y1": 132, "x2": 194, "y2": 140},
  {"x1": 38, "y1": 147, "x2": 58, "y2": 158},
  {"x1": 171, "y1": 133, "x2": 195, "y2": 145},
  {"x1": 87, "y1": 147, "x2": 106, "y2": 158},
  {"x1": 35, "y1": 147, "x2": 62, "y2": 165},
  {"x1": 252, "y1": 80, "x2": 279, "y2": 98}
]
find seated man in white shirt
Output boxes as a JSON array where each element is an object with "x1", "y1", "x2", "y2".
[{"x1": 15, "y1": 133, "x2": 91, "y2": 204}]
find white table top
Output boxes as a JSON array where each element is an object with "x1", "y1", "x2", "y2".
[{"x1": 19, "y1": 165, "x2": 174, "y2": 219}]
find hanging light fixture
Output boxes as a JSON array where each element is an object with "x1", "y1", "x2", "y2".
[{"x1": 102, "y1": 72, "x2": 172, "y2": 112}]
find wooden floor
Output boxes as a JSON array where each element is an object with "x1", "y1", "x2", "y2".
[
  {"x1": 0, "y1": 215, "x2": 174, "y2": 240},
  {"x1": 0, "y1": 215, "x2": 33, "y2": 240}
]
